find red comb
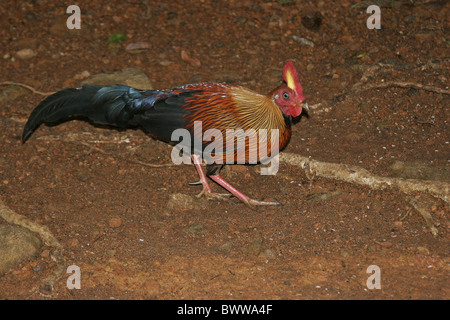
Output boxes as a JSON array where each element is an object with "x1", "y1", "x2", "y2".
[{"x1": 283, "y1": 60, "x2": 303, "y2": 94}]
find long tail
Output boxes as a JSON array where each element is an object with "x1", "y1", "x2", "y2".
[{"x1": 22, "y1": 85, "x2": 153, "y2": 142}]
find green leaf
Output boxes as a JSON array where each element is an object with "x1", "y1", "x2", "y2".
[{"x1": 107, "y1": 33, "x2": 126, "y2": 44}]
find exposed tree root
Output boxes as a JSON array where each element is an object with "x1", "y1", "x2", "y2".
[
  {"x1": 353, "y1": 81, "x2": 450, "y2": 95},
  {"x1": 0, "y1": 198, "x2": 66, "y2": 293},
  {"x1": 280, "y1": 153, "x2": 448, "y2": 202},
  {"x1": 279, "y1": 153, "x2": 448, "y2": 235}
]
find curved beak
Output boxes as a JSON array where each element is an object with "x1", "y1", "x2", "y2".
[
  {"x1": 294, "y1": 102, "x2": 309, "y2": 111},
  {"x1": 295, "y1": 102, "x2": 309, "y2": 118}
]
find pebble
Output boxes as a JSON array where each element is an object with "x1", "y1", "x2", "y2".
[
  {"x1": 393, "y1": 221, "x2": 403, "y2": 229},
  {"x1": 74, "y1": 70, "x2": 91, "y2": 80},
  {"x1": 301, "y1": 10, "x2": 323, "y2": 31},
  {"x1": 81, "y1": 68, "x2": 153, "y2": 90},
  {"x1": 292, "y1": 36, "x2": 314, "y2": 47},
  {"x1": 183, "y1": 224, "x2": 206, "y2": 235},
  {"x1": 15, "y1": 48, "x2": 36, "y2": 60},
  {"x1": 416, "y1": 246, "x2": 430, "y2": 256},
  {"x1": 109, "y1": 216, "x2": 123, "y2": 228},
  {"x1": 166, "y1": 193, "x2": 199, "y2": 212},
  {"x1": 0, "y1": 225, "x2": 42, "y2": 276}
]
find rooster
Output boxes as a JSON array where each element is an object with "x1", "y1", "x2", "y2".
[{"x1": 22, "y1": 61, "x2": 308, "y2": 207}]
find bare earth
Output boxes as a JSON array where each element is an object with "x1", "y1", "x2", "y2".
[{"x1": 0, "y1": 0, "x2": 448, "y2": 299}]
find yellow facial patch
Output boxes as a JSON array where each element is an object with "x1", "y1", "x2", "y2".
[{"x1": 285, "y1": 70, "x2": 296, "y2": 90}]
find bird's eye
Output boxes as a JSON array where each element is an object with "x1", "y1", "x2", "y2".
[{"x1": 283, "y1": 92, "x2": 290, "y2": 100}]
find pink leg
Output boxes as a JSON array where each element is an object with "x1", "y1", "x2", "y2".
[
  {"x1": 209, "y1": 175, "x2": 281, "y2": 207},
  {"x1": 191, "y1": 155, "x2": 231, "y2": 200},
  {"x1": 191, "y1": 155, "x2": 280, "y2": 207},
  {"x1": 191, "y1": 154, "x2": 212, "y2": 194}
]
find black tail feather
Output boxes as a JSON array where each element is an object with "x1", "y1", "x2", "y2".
[{"x1": 22, "y1": 85, "x2": 146, "y2": 142}]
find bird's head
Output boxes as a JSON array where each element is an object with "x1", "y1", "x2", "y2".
[{"x1": 274, "y1": 60, "x2": 308, "y2": 118}]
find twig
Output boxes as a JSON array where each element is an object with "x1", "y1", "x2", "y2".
[
  {"x1": 35, "y1": 133, "x2": 176, "y2": 168},
  {"x1": 405, "y1": 196, "x2": 440, "y2": 236},
  {"x1": 78, "y1": 141, "x2": 175, "y2": 168},
  {"x1": 400, "y1": 206, "x2": 414, "y2": 221},
  {"x1": 0, "y1": 81, "x2": 56, "y2": 96}
]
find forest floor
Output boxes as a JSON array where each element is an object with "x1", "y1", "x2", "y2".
[{"x1": 0, "y1": 0, "x2": 448, "y2": 299}]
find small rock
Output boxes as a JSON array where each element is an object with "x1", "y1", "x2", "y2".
[
  {"x1": 33, "y1": 265, "x2": 42, "y2": 272},
  {"x1": 249, "y1": 235, "x2": 265, "y2": 256},
  {"x1": 292, "y1": 36, "x2": 314, "y2": 47},
  {"x1": 73, "y1": 70, "x2": 91, "y2": 80},
  {"x1": 301, "y1": 9, "x2": 323, "y2": 31},
  {"x1": 306, "y1": 190, "x2": 342, "y2": 202},
  {"x1": 377, "y1": 241, "x2": 392, "y2": 248},
  {"x1": 0, "y1": 225, "x2": 42, "y2": 275},
  {"x1": 0, "y1": 85, "x2": 28, "y2": 104},
  {"x1": 183, "y1": 223, "x2": 205, "y2": 235},
  {"x1": 159, "y1": 60, "x2": 174, "y2": 66},
  {"x1": 109, "y1": 216, "x2": 123, "y2": 228},
  {"x1": 15, "y1": 48, "x2": 36, "y2": 60},
  {"x1": 215, "y1": 242, "x2": 233, "y2": 256},
  {"x1": 393, "y1": 221, "x2": 403, "y2": 229},
  {"x1": 259, "y1": 248, "x2": 276, "y2": 259},
  {"x1": 81, "y1": 68, "x2": 153, "y2": 89},
  {"x1": 166, "y1": 193, "x2": 198, "y2": 212},
  {"x1": 416, "y1": 246, "x2": 430, "y2": 255}
]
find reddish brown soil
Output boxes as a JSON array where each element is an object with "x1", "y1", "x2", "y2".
[{"x1": 0, "y1": 0, "x2": 448, "y2": 299}]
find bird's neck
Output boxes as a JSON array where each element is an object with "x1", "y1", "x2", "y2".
[{"x1": 230, "y1": 86, "x2": 288, "y2": 132}]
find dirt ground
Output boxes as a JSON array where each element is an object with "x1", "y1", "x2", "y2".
[{"x1": 0, "y1": 0, "x2": 448, "y2": 300}]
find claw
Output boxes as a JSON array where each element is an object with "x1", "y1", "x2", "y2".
[
  {"x1": 189, "y1": 180, "x2": 202, "y2": 186},
  {"x1": 198, "y1": 191, "x2": 233, "y2": 202},
  {"x1": 246, "y1": 199, "x2": 282, "y2": 207}
]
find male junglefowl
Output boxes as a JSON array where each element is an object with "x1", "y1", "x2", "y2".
[{"x1": 22, "y1": 61, "x2": 308, "y2": 207}]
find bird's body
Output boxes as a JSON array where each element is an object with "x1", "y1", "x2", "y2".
[{"x1": 22, "y1": 61, "x2": 307, "y2": 206}]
